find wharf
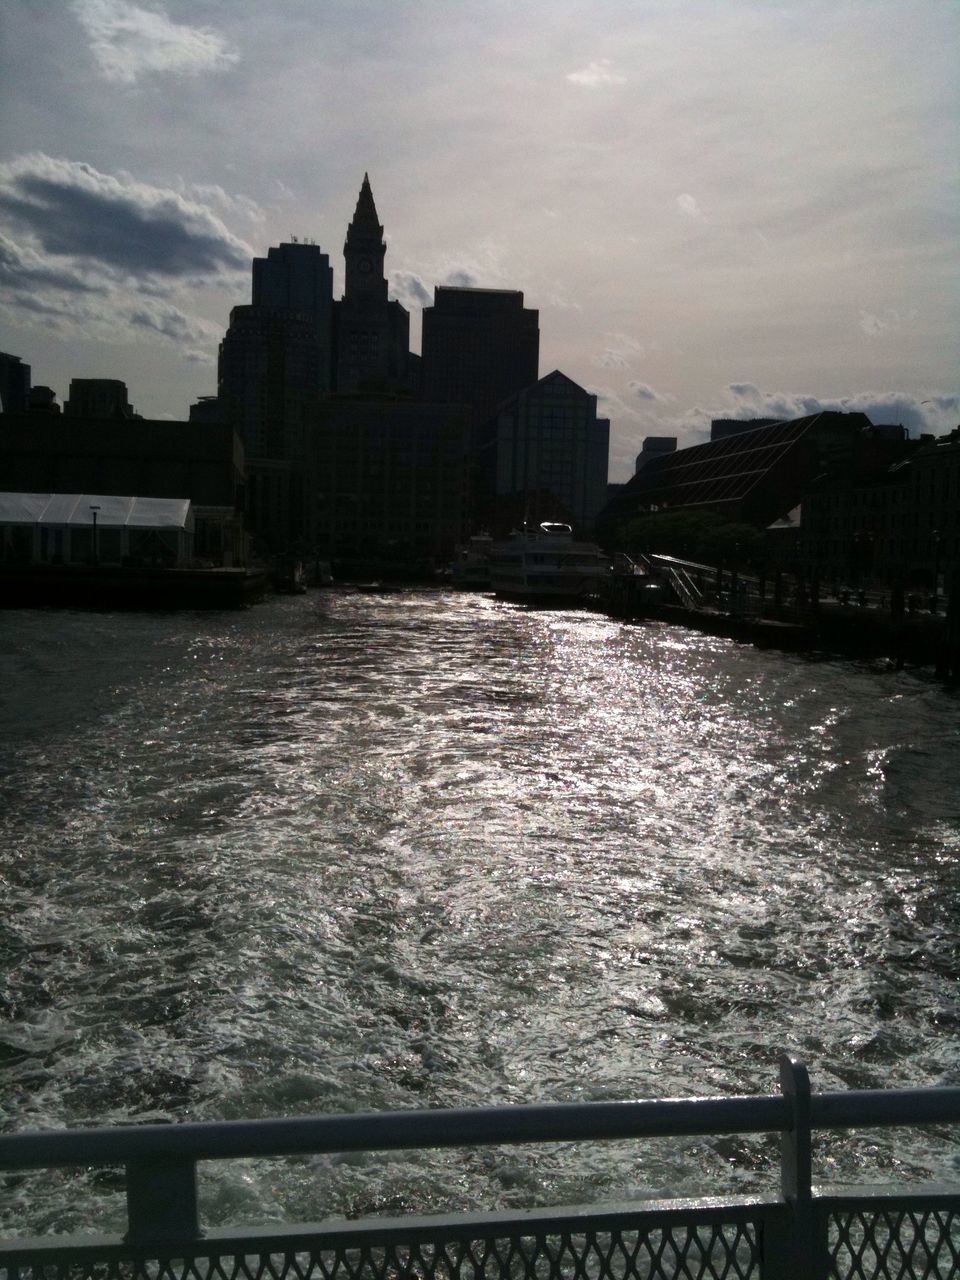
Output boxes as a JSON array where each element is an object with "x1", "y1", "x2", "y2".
[{"x1": 604, "y1": 567, "x2": 957, "y2": 676}]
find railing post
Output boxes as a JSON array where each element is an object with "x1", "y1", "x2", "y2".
[
  {"x1": 125, "y1": 1157, "x2": 200, "y2": 1245},
  {"x1": 775, "y1": 1054, "x2": 819, "y2": 1279}
]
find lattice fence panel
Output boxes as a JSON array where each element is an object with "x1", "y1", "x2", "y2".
[
  {"x1": 2, "y1": 1222, "x2": 762, "y2": 1280},
  {"x1": 827, "y1": 1207, "x2": 960, "y2": 1280}
]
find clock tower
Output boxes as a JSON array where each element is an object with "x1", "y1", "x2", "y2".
[
  {"x1": 334, "y1": 174, "x2": 411, "y2": 393},
  {"x1": 343, "y1": 173, "x2": 387, "y2": 302}
]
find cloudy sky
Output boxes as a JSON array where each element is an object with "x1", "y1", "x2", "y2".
[{"x1": 1, "y1": 0, "x2": 957, "y2": 478}]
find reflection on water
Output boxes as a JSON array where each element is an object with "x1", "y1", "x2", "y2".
[{"x1": 0, "y1": 592, "x2": 958, "y2": 1234}]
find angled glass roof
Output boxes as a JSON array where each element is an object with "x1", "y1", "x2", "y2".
[{"x1": 0, "y1": 493, "x2": 191, "y2": 528}]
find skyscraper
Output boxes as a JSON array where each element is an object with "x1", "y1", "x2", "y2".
[
  {"x1": 334, "y1": 175, "x2": 411, "y2": 393},
  {"x1": 252, "y1": 242, "x2": 334, "y2": 392},
  {"x1": 420, "y1": 287, "x2": 539, "y2": 424}
]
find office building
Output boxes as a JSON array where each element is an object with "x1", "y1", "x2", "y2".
[
  {"x1": 480, "y1": 370, "x2": 610, "y2": 531},
  {"x1": 252, "y1": 241, "x2": 334, "y2": 392},
  {"x1": 306, "y1": 397, "x2": 470, "y2": 564},
  {"x1": 421, "y1": 287, "x2": 539, "y2": 424}
]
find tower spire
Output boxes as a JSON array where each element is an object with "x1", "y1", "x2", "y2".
[{"x1": 348, "y1": 173, "x2": 383, "y2": 240}]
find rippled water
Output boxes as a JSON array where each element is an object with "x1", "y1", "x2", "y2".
[{"x1": 1, "y1": 591, "x2": 958, "y2": 1235}]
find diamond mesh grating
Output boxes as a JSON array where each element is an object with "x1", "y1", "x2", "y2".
[
  {"x1": 2, "y1": 1222, "x2": 761, "y2": 1280},
  {"x1": 827, "y1": 1208, "x2": 960, "y2": 1280}
]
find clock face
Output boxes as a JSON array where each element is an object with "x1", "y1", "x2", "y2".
[{"x1": 357, "y1": 257, "x2": 373, "y2": 274}]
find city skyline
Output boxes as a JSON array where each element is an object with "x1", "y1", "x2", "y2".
[{"x1": 1, "y1": 0, "x2": 957, "y2": 480}]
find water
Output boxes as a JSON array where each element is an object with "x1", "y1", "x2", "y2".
[{"x1": 1, "y1": 591, "x2": 958, "y2": 1235}]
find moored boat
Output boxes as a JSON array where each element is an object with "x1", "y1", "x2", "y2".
[{"x1": 490, "y1": 521, "x2": 611, "y2": 604}]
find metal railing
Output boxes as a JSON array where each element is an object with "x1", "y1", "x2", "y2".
[{"x1": 1, "y1": 1055, "x2": 958, "y2": 1280}]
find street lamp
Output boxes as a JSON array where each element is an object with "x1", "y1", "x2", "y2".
[{"x1": 89, "y1": 504, "x2": 100, "y2": 567}]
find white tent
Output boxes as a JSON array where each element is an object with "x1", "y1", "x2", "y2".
[{"x1": 0, "y1": 493, "x2": 194, "y2": 566}]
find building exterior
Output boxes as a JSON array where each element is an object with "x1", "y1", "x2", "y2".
[
  {"x1": 802, "y1": 428, "x2": 959, "y2": 591},
  {"x1": 217, "y1": 305, "x2": 323, "y2": 552},
  {"x1": 0, "y1": 412, "x2": 246, "y2": 565},
  {"x1": 710, "y1": 417, "x2": 782, "y2": 441},
  {"x1": 606, "y1": 411, "x2": 883, "y2": 534},
  {"x1": 635, "y1": 436, "x2": 677, "y2": 473},
  {"x1": 333, "y1": 175, "x2": 412, "y2": 394},
  {"x1": 64, "y1": 380, "x2": 138, "y2": 420},
  {"x1": 252, "y1": 241, "x2": 334, "y2": 393},
  {"x1": 420, "y1": 287, "x2": 540, "y2": 424},
  {"x1": 0, "y1": 492, "x2": 193, "y2": 568},
  {"x1": 479, "y1": 370, "x2": 610, "y2": 531},
  {"x1": 0, "y1": 352, "x2": 30, "y2": 414},
  {"x1": 218, "y1": 306, "x2": 322, "y2": 461},
  {"x1": 306, "y1": 397, "x2": 471, "y2": 565}
]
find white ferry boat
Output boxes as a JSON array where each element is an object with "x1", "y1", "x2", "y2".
[
  {"x1": 451, "y1": 532, "x2": 494, "y2": 590},
  {"x1": 490, "y1": 521, "x2": 612, "y2": 604}
]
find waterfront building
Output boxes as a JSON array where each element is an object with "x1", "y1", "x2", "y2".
[
  {"x1": 477, "y1": 370, "x2": 610, "y2": 532},
  {"x1": 0, "y1": 492, "x2": 194, "y2": 568},
  {"x1": 0, "y1": 411, "x2": 246, "y2": 565},
  {"x1": 605, "y1": 411, "x2": 882, "y2": 535},
  {"x1": 420, "y1": 287, "x2": 540, "y2": 424},
  {"x1": 802, "y1": 426, "x2": 959, "y2": 592},
  {"x1": 306, "y1": 396, "x2": 471, "y2": 567}
]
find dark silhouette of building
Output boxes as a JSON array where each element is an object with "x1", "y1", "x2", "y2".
[
  {"x1": 333, "y1": 175, "x2": 412, "y2": 393},
  {"x1": 217, "y1": 305, "x2": 323, "y2": 551},
  {"x1": 64, "y1": 379, "x2": 138, "y2": 419},
  {"x1": 635, "y1": 436, "x2": 676, "y2": 473},
  {"x1": 477, "y1": 370, "x2": 610, "y2": 532},
  {"x1": 0, "y1": 400, "x2": 246, "y2": 565},
  {"x1": 710, "y1": 417, "x2": 782, "y2": 441},
  {"x1": 306, "y1": 396, "x2": 471, "y2": 567},
  {"x1": 421, "y1": 287, "x2": 540, "y2": 424},
  {"x1": 0, "y1": 353, "x2": 30, "y2": 414},
  {"x1": 605, "y1": 411, "x2": 881, "y2": 534},
  {"x1": 252, "y1": 241, "x2": 334, "y2": 392},
  {"x1": 803, "y1": 426, "x2": 956, "y2": 590}
]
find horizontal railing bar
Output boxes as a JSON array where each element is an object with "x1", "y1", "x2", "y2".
[
  {"x1": 810, "y1": 1087, "x2": 960, "y2": 1130},
  {"x1": 0, "y1": 1096, "x2": 789, "y2": 1169},
  {"x1": 1, "y1": 1085, "x2": 957, "y2": 1173}
]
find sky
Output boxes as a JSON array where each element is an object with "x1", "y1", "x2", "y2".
[{"x1": 1, "y1": 0, "x2": 957, "y2": 481}]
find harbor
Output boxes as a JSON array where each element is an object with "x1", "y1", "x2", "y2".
[{"x1": 1, "y1": 590, "x2": 957, "y2": 1239}]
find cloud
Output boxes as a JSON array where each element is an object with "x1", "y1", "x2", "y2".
[
  {"x1": 0, "y1": 232, "x2": 103, "y2": 295},
  {"x1": 720, "y1": 385, "x2": 960, "y2": 436},
  {"x1": 566, "y1": 59, "x2": 627, "y2": 88},
  {"x1": 389, "y1": 270, "x2": 432, "y2": 309},
  {"x1": 128, "y1": 300, "x2": 219, "y2": 345},
  {"x1": 592, "y1": 333, "x2": 647, "y2": 370},
  {"x1": 443, "y1": 269, "x2": 478, "y2": 288},
  {"x1": 629, "y1": 381, "x2": 668, "y2": 403},
  {"x1": 0, "y1": 154, "x2": 252, "y2": 281},
  {"x1": 72, "y1": 0, "x2": 238, "y2": 84},
  {"x1": 858, "y1": 307, "x2": 918, "y2": 338},
  {"x1": 676, "y1": 194, "x2": 702, "y2": 219},
  {"x1": 0, "y1": 157, "x2": 242, "y2": 362}
]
